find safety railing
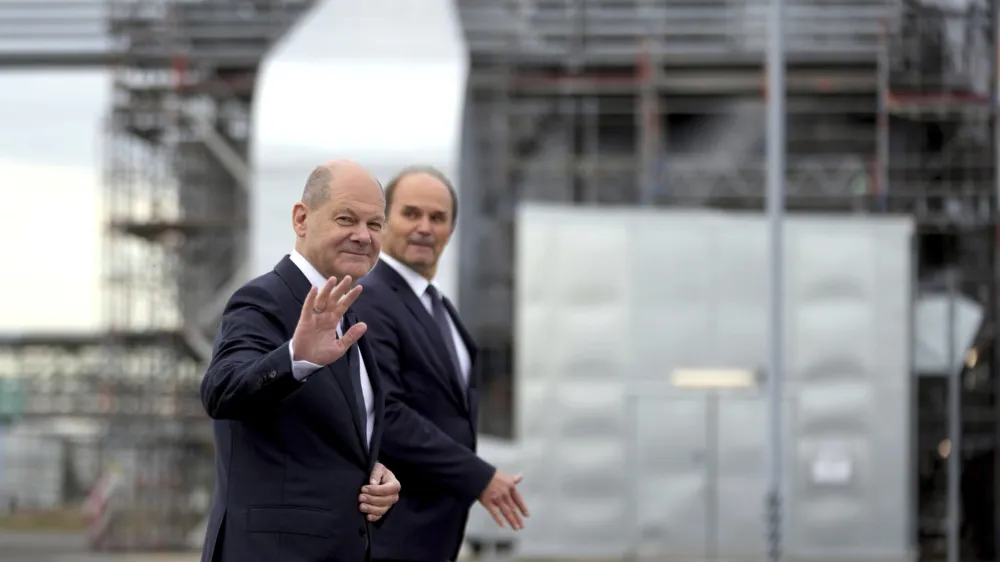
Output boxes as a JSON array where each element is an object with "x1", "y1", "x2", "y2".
[
  {"x1": 457, "y1": 0, "x2": 901, "y2": 62},
  {"x1": 0, "y1": 0, "x2": 314, "y2": 67},
  {"x1": 0, "y1": 0, "x2": 109, "y2": 65}
]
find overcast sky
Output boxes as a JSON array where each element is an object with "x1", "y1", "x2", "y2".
[{"x1": 0, "y1": 70, "x2": 107, "y2": 332}]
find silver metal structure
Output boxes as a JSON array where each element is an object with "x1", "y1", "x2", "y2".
[{"x1": 765, "y1": 1, "x2": 787, "y2": 562}]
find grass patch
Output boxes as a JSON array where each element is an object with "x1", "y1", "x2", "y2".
[{"x1": 0, "y1": 507, "x2": 88, "y2": 532}]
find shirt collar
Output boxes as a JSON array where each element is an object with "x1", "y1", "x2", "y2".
[
  {"x1": 289, "y1": 249, "x2": 328, "y2": 289},
  {"x1": 379, "y1": 253, "x2": 435, "y2": 298}
]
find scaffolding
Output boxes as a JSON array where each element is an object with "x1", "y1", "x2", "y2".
[
  {"x1": 0, "y1": 0, "x2": 314, "y2": 551},
  {"x1": 456, "y1": 0, "x2": 897, "y2": 437},
  {"x1": 877, "y1": 3, "x2": 1000, "y2": 559},
  {"x1": 457, "y1": 3, "x2": 1000, "y2": 559},
  {"x1": 98, "y1": 0, "x2": 314, "y2": 548}
]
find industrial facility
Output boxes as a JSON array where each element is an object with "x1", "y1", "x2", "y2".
[{"x1": 0, "y1": 0, "x2": 997, "y2": 559}]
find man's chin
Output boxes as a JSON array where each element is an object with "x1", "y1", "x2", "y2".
[
  {"x1": 336, "y1": 257, "x2": 375, "y2": 280},
  {"x1": 403, "y1": 249, "x2": 435, "y2": 267}
]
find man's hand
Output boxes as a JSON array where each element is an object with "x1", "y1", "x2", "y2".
[
  {"x1": 479, "y1": 470, "x2": 529, "y2": 530},
  {"x1": 359, "y1": 462, "x2": 400, "y2": 522},
  {"x1": 292, "y1": 276, "x2": 367, "y2": 365}
]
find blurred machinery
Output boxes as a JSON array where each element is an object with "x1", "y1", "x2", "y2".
[
  {"x1": 452, "y1": 0, "x2": 999, "y2": 559},
  {"x1": 0, "y1": 0, "x2": 996, "y2": 558}
]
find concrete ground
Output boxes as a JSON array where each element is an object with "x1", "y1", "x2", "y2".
[
  {"x1": 0, "y1": 532, "x2": 505, "y2": 562},
  {"x1": 0, "y1": 532, "x2": 198, "y2": 562}
]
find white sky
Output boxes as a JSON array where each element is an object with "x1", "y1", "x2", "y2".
[{"x1": 0, "y1": 71, "x2": 107, "y2": 332}]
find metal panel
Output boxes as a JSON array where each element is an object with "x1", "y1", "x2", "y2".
[
  {"x1": 716, "y1": 395, "x2": 768, "y2": 557},
  {"x1": 250, "y1": 0, "x2": 468, "y2": 299},
  {"x1": 630, "y1": 395, "x2": 710, "y2": 558},
  {"x1": 512, "y1": 205, "x2": 915, "y2": 561},
  {"x1": 514, "y1": 214, "x2": 631, "y2": 558}
]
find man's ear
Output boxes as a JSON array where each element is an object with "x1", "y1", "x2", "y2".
[{"x1": 292, "y1": 202, "x2": 308, "y2": 237}]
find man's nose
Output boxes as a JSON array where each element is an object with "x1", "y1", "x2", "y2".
[
  {"x1": 350, "y1": 225, "x2": 372, "y2": 244},
  {"x1": 415, "y1": 217, "x2": 432, "y2": 235}
]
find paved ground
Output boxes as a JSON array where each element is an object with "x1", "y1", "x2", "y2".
[{"x1": 0, "y1": 532, "x2": 198, "y2": 562}]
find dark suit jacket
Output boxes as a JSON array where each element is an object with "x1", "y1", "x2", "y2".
[
  {"x1": 200, "y1": 255, "x2": 386, "y2": 562},
  {"x1": 354, "y1": 259, "x2": 495, "y2": 562}
]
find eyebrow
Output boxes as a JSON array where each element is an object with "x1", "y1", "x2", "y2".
[{"x1": 336, "y1": 207, "x2": 384, "y2": 222}]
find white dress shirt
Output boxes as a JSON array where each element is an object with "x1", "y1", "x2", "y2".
[
  {"x1": 379, "y1": 253, "x2": 471, "y2": 385},
  {"x1": 287, "y1": 250, "x2": 374, "y2": 447}
]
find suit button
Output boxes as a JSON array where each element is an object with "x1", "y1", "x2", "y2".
[{"x1": 358, "y1": 525, "x2": 366, "y2": 537}]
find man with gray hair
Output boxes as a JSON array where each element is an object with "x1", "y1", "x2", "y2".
[{"x1": 200, "y1": 159, "x2": 401, "y2": 562}]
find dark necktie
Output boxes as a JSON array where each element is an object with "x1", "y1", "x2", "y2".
[
  {"x1": 341, "y1": 317, "x2": 368, "y2": 451},
  {"x1": 425, "y1": 285, "x2": 465, "y2": 390}
]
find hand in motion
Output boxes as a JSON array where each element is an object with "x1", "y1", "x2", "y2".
[
  {"x1": 479, "y1": 470, "x2": 529, "y2": 530},
  {"x1": 359, "y1": 462, "x2": 401, "y2": 522},
  {"x1": 291, "y1": 275, "x2": 366, "y2": 365}
]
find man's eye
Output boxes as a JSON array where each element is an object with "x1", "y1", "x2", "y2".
[
  {"x1": 336, "y1": 217, "x2": 353, "y2": 225},
  {"x1": 369, "y1": 223, "x2": 383, "y2": 231}
]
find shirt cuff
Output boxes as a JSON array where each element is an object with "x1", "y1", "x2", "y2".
[{"x1": 288, "y1": 340, "x2": 323, "y2": 382}]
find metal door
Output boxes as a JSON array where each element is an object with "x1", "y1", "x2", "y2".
[{"x1": 630, "y1": 395, "x2": 710, "y2": 558}]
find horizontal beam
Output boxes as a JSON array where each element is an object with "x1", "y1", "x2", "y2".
[{"x1": 470, "y1": 67, "x2": 877, "y2": 95}]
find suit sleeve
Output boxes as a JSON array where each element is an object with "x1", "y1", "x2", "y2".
[
  {"x1": 357, "y1": 290, "x2": 496, "y2": 501},
  {"x1": 200, "y1": 283, "x2": 305, "y2": 420}
]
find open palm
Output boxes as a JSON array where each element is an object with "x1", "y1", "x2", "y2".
[{"x1": 291, "y1": 275, "x2": 367, "y2": 366}]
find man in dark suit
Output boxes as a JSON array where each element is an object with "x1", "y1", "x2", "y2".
[
  {"x1": 200, "y1": 160, "x2": 401, "y2": 562},
  {"x1": 354, "y1": 166, "x2": 529, "y2": 562}
]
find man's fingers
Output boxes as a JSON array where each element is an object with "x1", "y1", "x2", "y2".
[
  {"x1": 360, "y1": 502, "x2": 390, "y2": 515},
  {"x1": 360, "y1": 494, "x2": 395, "y2": 508},
  {"x1": 512, "y1": 474, "x2": 523, "y2": 485},
  {"x1": 314, "y1": 276, "x2": 339, "y2": 312},
  {"x1": 486, "y1": 505, "x2": 505, "y2": 528},
  {"x1": 362, "y1": 481, "x2": 400, "y2": 497},
  {"x1": 340, "y1": 322, "x2": 367, "y2": 347},
  {"x1": 326, "y1": 276, "x2": 354, "y2": 312},
  {"x1": 301, "y1": 286, "x2": 319, "y2": 319},
  {"x1": 332, "y1": 284, "x2": 363, "y2": 317},
  {"x1": 499, "y1": 498, "x2": 523, "y2": 530},
  {"x1": 511, "y1": 487, "x2": 530, "y2": 516}
]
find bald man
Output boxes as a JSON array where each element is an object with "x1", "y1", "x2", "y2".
[{"x1": 200, "y1": 160, "x2": 401, "y2": 562}]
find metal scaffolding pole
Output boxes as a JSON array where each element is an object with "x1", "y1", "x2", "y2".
[{"x1": 765, "y1": 0, "x2": 786, "y2": 561}]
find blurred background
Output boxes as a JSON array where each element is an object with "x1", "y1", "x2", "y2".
[{"x1": 0, "y1": 0, "x2": 996, "y2": 561}]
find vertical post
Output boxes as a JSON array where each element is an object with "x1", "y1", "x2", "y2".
[
  {"x1": 637, "y1": 39, "x2": 661, "y2": 205},
  {"x1": 765, "y1": 0, "x2": 786, "y2": 562},
  {"x1": 946, "y1": 270, "x2": 961, "y2": 562},
  {"x1": 875, "y1": 20, "x2": 890, "y2": 213},
  {"x1": 992, "y1": 0, "x2": 1000, "y2": 555}
]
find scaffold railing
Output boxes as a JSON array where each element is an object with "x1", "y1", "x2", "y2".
[
  {"x1": 0, "y1": 0, "x2": 314, "y2": 67},
  {"x1": 457, "y1": 0, "x2": 899, "y2": 63}
]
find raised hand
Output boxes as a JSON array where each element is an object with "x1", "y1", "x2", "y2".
[{"x1": 291, "y1": 275, "x2": 367, "y2": 366}]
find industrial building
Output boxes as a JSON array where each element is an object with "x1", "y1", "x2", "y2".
[{"x1": 0, "y1": 0, "x2": 997, "y2": 558}]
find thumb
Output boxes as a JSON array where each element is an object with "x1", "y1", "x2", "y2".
[
  {"x1": 512, "y1": 474, "x2": 523, "y2": 485},
  {"x1": 370, "y1": 463, "x2": 384, "y2": 485}
]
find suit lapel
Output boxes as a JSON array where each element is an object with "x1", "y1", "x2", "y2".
[
  {"x1": 374, "y1": 260, "x2": 468, "y2": 410},
  {"x1": 274, "y1": 255, "x2": 368, "y2": 462}
]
